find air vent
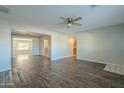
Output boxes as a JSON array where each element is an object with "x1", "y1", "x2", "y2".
[
  {"x1": 0, "y1": 6, "x2": 10, "y2": 13},
  {"x1": 90, "y1": 5, "x2": 97, "y2": 8}
]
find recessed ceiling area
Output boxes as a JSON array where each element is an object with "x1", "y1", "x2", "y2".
[{"x1": 1, "y1": 5, "x2": 124, "y2": 34}]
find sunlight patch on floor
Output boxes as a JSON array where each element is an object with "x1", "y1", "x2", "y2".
[
  {"x1": 17, "y1": 54, "x2": 30, "y2": 61},
  {"x1": 104, "y1": 64, "x2": 124, "y2": 75}
]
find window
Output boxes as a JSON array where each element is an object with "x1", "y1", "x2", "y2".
[
  {"x1": 13, "y1": 38, "x2": 32, "y2": 51},
  {"x1": 17, "y1": 42, "x2": 30, "y2": 50}
]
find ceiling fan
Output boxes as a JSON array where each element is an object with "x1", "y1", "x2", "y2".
[{"x1": 57, "y1": 17, "x2": 82, "y2": 28}]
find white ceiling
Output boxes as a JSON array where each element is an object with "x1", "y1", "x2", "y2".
[{"x1": 0, "y1": 5, "x2": 124, "y2": 34}]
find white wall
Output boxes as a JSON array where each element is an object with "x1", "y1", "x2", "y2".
[
  {"x1": 32, "y1": 37, "x2": 40, "y2": 55},
  {"x1": 0, "y1": 19, "x2": 71, "y2": 71},
  {"x1": 76, "y1": 24, "x2": 124, "y2": 65},
  {"x1": 0, "y1": 20, "x2": 11, "y2": 71},
  {"x1": 51, "y1": 33, "x2": 71, "y2": 60}
]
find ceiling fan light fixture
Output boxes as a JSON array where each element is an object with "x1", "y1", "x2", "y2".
[
  {"x1": 68, "y1": 23, "x2": 72, "y2": 26},
  {"x1": 58, "y1": 16, "x2": 82, "y2": 28}
]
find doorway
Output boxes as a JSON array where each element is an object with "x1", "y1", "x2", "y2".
[
  {"x1": 43, "y1": 40, "x2": 49, "y2": 57},
  {"x1": 40, "y1": 36, "x2": 51, "y2": 58},
  {"x1": 69, "y1": 37, "x2": 77, "y2": 57},
  {"x1": 11, "y1": 30, "x2": 51, "y2": 59},
  {"x1": 12, "y1": 38, "x2": 32, "y2": 56}
]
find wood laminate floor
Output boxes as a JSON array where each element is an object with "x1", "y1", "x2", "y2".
[{"x1": 0, "y1": 55, "x2": 124, "y2": 88}]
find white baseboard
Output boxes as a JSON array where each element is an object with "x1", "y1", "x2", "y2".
[
  {"x1": 77, "y1": 57, "x2": 124, "y2": 66},
  {"x1": 77, "y1": 58, "x2": 108, "y2": 65},
  {"x1": 51, "y1": 56, "x2": 73, "y2": 61}
]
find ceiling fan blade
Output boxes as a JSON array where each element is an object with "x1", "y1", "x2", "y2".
[
  {"x1": 72, "y1": 17, "x2": 82, "y2": 22},
  {"x1": 56, "y1": 22, "x2": 66, "y2": 25},
  {"x1": 72, "y1": 23, "x2": 82, "y2": 26}
]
